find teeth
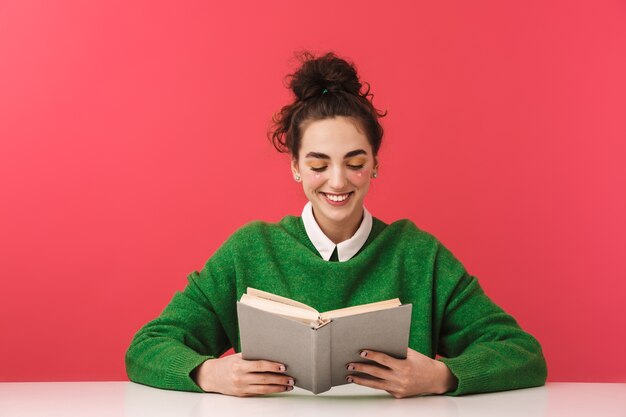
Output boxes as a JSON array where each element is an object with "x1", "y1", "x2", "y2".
[{"x1": 324, "y1": 193, "x2": 350, "y2": 202}]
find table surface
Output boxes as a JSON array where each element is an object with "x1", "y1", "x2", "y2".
[{"x1": 0, "y1": 382, "x2": 625, "y2": 417}]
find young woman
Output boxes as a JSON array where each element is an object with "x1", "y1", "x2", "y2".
[{"x1": 125, "y1": 52, "x2": 547, "y2": 398}]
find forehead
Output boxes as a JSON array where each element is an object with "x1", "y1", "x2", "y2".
[{"x1": 300, "y1": 117, "x2": 372, "y2": 157}]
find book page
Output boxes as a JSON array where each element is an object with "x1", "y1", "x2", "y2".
[
  {"x1": 246, "y1": 287, "x2": 319, "y2": 313},
  {"x1": 240, "y1": 294, "x2": 320, "y2": 324},
  {"x1": 320, "y1": 298, "x2": 401, "y2": 320}
]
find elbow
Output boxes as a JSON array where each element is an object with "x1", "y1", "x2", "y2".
[
  {"x1": 124, "y1": 336, "x2": 144, "y2": 383},
  {"x1": 535, "y1": 348, "x2": 548, "y2": 386},
  {"x1": 525, "y1": 337, "x2": 548, "y2": 387},
  {"x1": 124, "y1": 344, "x2": 137, "y2": 382}
]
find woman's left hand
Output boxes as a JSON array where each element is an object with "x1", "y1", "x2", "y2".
[{"x1": 346, "y1": 348, "x2": 458, "y2": 398}]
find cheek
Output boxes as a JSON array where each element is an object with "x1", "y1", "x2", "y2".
[
  {"x1": 303, "y1": 171, "x2": 326, "y2": 187},
  {"x1": 348, "y1": 168, "x2": 371, "y2": 185}
]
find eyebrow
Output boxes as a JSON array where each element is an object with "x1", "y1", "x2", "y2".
[{"x1": 305, "y1": 149, "x2": 367, "y2": 159}]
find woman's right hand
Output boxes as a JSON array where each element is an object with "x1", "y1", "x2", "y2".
[{"x1": 191, "y1": 353, "x2": 295, "y2": 397}]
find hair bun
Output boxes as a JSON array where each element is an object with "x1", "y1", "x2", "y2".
[
  {"x1": 289, "y1": 51, "x2": 362, "y2": 100},
  {"x1": 269, "y1": 50, "x2": 386, "y2": 158}
]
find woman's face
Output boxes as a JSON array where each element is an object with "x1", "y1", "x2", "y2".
[{"x1": 292, "y1": 116, "x2": 377, "y2": 235}]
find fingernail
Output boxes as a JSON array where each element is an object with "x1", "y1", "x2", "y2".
[
  {"x1": 360, "y1": 351, "x2": 368, "y2": 358},
  {"x1": 346, "y1": 376, "x2": 353, "y2": 383},
  {"x1": 286, "y1": 386, "x2": 293, "y2": 391},
  {"x1": 288, "y1": 379, "x2": 294, "y2": 386},
  {"x1": 347, "y1": 364, "x2": 355, "y2": 371},
  {"x1": 279, "y1": 364, "x2": 286, "y2": 372}
]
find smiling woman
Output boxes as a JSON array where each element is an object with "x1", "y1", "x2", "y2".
[
  {"x1": 125, "y1": 51, "x2": 548, "y2": 398},
  {"x1": 292, "y1": 117, "x2": 375, "y2": 243}
]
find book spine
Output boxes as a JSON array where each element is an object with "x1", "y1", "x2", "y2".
[
  {"x1": 311, "y1": 323, "x2": 332, "y2": 394},
  {"x1": 310, "y1": 327, "x2": 318, "y2": 394}
]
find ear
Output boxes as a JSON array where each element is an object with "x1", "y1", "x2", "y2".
[
  {"x1": 291, "y1": 158, "x2": 299, "y2": 177},
  {"x1": 372, "y1": 157, "x2": 379, "y2": 178}
]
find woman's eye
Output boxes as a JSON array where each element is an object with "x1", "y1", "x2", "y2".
[
  {"x1": 347, "y1": 164, "x2": 364, "y2": 170},
  {"x1": 310, "y1": 166, "x2": 327, "y2": 172}
]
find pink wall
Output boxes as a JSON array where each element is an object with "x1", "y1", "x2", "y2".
[{"x1": 1, "y1": 1, "x2": 625, "y2": 382}]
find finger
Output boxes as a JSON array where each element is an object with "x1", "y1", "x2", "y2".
[
  {"x1": 347, "y1": 362, "x2": 393, "y2": 380},
  {"x1": 347, "y1": 374, "x2": 390, "y2": 392},
  {"x1": 244, "y1": 359, "x2": 287, "y2": 373},
  {"x1": 245, "y1": 384, "x2": 294, "y2": 396},
  {"x1": 242, "y1": 372, "x2": 295, "y2": 387},
  {"x1": 359, "y1": 350, "x2": 399, "y2": 369}
]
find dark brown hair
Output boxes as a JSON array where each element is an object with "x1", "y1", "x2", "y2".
[{"x1": 268, "y1": 51, "x2": 387, "y2": 160}]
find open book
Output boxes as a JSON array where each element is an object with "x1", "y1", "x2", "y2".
[{"x1": 237, "y1": 288, "x2": 412, "y2": 394}]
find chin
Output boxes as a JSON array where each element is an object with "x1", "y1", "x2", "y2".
[{"x1": 315, "y1": 203, "x2": 361, "y2": 224}]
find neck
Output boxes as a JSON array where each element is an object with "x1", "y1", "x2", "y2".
[{"x1": 313, "y1": 207, "x2": 364, "y2": 244}]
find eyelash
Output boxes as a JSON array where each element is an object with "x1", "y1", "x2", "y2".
[{"x1": 310, "y1": 164, "x2": 364, "y2": 172}]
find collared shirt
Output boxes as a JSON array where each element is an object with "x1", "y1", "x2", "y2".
[{"x1": 301, "y1": 201, "x2": 373, "y2": 262}]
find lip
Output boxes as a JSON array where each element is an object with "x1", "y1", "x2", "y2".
[{"x1": 320, "y1": 191, "x2": 353, "y2": 207}]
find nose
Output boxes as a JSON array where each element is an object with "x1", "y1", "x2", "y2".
[{"x1": 328, "y1": 166, "x2": 348, "y2": 190}]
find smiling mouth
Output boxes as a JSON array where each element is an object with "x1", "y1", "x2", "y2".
[{"x1": 320, "y1": 192, "x2": 354, "y2": 204}]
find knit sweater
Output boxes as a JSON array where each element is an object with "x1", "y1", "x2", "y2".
[{"x1": 125, "y1": 216, "x2": 547, "y2": 395}]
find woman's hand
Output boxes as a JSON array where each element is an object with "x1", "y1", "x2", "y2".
[
  {"x1": 192, "y1": 353, "x2": 295, "y2": 397},
  {"x1": 346, "y1": 348, "x2": 458, "y2": 398}
]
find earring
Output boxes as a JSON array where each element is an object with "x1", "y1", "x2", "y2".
[
  {"x1": 294, "y1": 173, "x2": 301, "y2": 182},
  {"x1": 372, "y1": 171, "x2": 378, "y2": 179}
]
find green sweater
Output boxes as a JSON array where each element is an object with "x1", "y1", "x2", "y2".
[{"x1": 125, "y1": 216, "x2": 547, "y2": 395}]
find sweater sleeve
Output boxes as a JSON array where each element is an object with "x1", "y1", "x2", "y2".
[
  {"x1": 434, "y1": 244, "x2": 548, "y2": 396},
  {"x1": 125, "y1": 244, "x2": 234, "y2": 392}
]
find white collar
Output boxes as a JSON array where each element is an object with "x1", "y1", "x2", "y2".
[{"x1": 301, "y1": 201, "x2": 373, "y2": 262}]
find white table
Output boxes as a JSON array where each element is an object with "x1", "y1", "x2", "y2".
[{"x1": 0, "y1": 382, "x2": 624, "y2": 417}]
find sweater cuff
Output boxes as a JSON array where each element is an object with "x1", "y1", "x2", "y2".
[
  {"x1": 165, "y1": 352, "x2": 214, "y2": 393},
  {"x1": 438, "y1": 355, "x2": 493, "y2": 396}
]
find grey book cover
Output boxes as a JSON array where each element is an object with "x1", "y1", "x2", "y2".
[{"x1": 236, "y1": 302, "x2": 412, "y2": 394}]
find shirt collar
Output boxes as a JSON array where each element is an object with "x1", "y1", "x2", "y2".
[{"x1": 301, "y1": 201, "x2": 373, "y2": 262}]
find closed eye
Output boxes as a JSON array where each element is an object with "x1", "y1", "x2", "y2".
[{"x1": 347, "y1": 164, "x2": 364, "y2": 170}]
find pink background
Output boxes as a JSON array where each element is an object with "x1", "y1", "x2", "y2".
[{"x1": 1, "y1": 1, "x2": 625, "y2": 383}]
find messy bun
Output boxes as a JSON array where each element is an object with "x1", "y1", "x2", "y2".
[{"x1": 269, "y1": 51, "x2": 387, "y2": 160}]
